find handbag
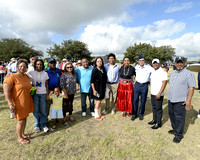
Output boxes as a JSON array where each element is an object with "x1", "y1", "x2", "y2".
[{"x1": 62, "y1": 98, "x2": 73, "y2": 112}]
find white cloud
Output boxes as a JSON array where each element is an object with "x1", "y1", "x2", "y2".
[
  {"x1": 165, "y1": 2, "x2": 193, "y2": 13},
  {"x1": 80, "y1": 18, "x2": 185, "y2": 59}
]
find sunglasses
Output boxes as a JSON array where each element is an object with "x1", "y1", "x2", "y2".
[{"x1": 66, "y1": 67, "x2": 73, "y2": 69}]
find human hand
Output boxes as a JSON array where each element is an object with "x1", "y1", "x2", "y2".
[
  {"x1": 156, "y1": 93, "x2": 161, "y2": 99},
  {"x1": 182, "y1": 100, "x2": 192, "y2": 110},
  {"x1": 9, "y1": 104, "x2": 15, "y2": 113},
  {"x1": 93, "y1": 90, "x2": 97, "y2": 97}
]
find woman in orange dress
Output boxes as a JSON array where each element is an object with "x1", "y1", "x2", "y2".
[{"x1": 3, "y1": 59, "x2": 34, "y2": 144}]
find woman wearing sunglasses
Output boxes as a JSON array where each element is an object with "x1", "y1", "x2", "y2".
[{"x1": 60, "y1": 62, "x2": 78, "y2": 122}]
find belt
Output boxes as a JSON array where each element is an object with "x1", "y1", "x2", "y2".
[
  {"x1": 107, "y1": 82, "x2": 117, "y2": 84},
  {"x1": 119, "y1": 79, "x2": 132, "y2": 83},
  {"x1": 136, "y1": 81, "x2": 148, "y2": 85}
]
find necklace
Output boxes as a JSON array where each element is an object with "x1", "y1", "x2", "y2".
[{"x1": 123, "y1": 65, "x2": 130, "y2": 76}]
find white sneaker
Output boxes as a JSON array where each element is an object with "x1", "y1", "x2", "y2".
[
  {"x1": 34, "y1": 127, "x2": 40, "y2": 133},
  {"x1": 43, "y1": 126, "x2": 49, "y2": 132},
  {"x1": 197, "y1": 114, "x2": 200, "y2": 118},
  {"x1": 91, "y1": 112, "x2": 95, "y2": 117},
  {"x1": 111, "y1": 109, "x2": 116, "y2": 115},
  {"x1": 82, "y1": 112, "x2": 86, "y2": 117}
]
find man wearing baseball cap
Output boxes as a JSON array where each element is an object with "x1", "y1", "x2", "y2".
[
  {"x1": 132, "y1": 55, "x2": 153, "y2": 121},
  {"x1": 168, "y1": 56, "x2": 196, "y2": 143},
  {"x1": 148, "y1": 58, "x2": 167, "y2": 129}
]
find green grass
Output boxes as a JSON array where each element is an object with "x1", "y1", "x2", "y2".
[{"x1": 0, "y1": 68, "x2": 200, "y2": 160}]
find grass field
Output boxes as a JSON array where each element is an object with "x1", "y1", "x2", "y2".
[{"x1": 0, "y1": 68, "x2": 200, "y2": 160}]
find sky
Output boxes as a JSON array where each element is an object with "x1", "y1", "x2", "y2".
[{"x1": 0, "y1": 0, "x2": 200, "y2": 60}]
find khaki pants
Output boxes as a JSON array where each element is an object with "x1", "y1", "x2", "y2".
[{"x1": 105, "y1": 83, "x2": 118, "y2": 111}]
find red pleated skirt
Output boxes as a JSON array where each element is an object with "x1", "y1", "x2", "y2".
[{"x1": 116, "y1": 79, "x2": 133, "y2": 113}]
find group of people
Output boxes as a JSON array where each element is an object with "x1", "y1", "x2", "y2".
[{"x1": 2, "y1": 53, "x2": 198, "y2": 145}]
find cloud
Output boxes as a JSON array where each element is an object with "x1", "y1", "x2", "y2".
[
  {"x1": 165, "y1": 2, "x2": 193, "y2": 13},
  {"x1": 80, "y1": 18, "x2": 185, "y2": 59}
]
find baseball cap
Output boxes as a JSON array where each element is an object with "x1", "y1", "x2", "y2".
[
  {"x1": 138, "y1": 55, "x2": 145, "y2": 59},
  {"x1": 11, "y1": 58, "x2": 15, "y2": 61},
  {"x1": 175, "y1": 56, "x2": 185, "y2": 63},
  {"x1": 77, "y1": 60, "x2": 81, "y2": 64},
  {"x1": 62, "y1": 58, "x2": 67, "y2": 61},
  {"x1": 152, "y1": 58, "x2": 160, "y2": 64},
  {"x1": 48, "y1": 58, "x2": 56, "y2": 63}
]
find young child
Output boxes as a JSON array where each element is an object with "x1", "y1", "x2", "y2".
[{"x1": 49, "y1": 87, "x2": 69, "y2": 131}]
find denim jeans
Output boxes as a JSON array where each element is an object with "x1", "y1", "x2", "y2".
[
  {"x1": 81, "y1": 93, "x2": 94, "y2": 112},
  {"x1": 33, "y1": 94, "x2": 47, "y2": 129}
]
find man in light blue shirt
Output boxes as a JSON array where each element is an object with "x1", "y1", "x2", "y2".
[
  {"x1": 75, "y1": 58, "x2": 94, "y2": 117},
  {"x1": 132, "y1": 55, "x2": 153, "y2": 121},
  {"x1": 104, "y1": 53, "x2": 120, "y2": 115}
]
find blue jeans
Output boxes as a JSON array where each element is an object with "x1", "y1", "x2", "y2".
[
  {"x1": 0, "y1": 73, "x2": 5, "y2": 83},
  {"x1": 132, "y1": 82, "x2": 148, "y2": 117},
  {"x1": 33, "y1": 94, "x2": 47, "y2": 129},
  {"x1": 81, "y1": 93, "x2": 94, "y2": 112}
]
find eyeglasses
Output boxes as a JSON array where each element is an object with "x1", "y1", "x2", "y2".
[{"x1": 66, "y1": 67, "x2": 73, "y2": 69}]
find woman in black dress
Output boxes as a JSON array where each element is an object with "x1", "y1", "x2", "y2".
[
  {"x1": 117, "y1": 57, "x2": 136, "y2": 117},
  {"x1": 91, "y1": 57, "x2": 107, "y2": 121}
]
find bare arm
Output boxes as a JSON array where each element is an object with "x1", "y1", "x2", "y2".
[
  {"x1": 183, "y1": 87, "x2": 194, "y2": 110},
  {"x1": 156, "y1": 80, "x2": 167, "y2": 99},
  {"x1": 91, "y1": 83, "x2": 97, "y2": 96},
  {"x1": 45, "y1": 80, "x2": 49, "y2": 100},
  {"x1": 3, "y1": 83, "x2": 15, "y2": 112}
]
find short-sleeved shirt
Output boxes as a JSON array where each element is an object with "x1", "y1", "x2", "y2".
[
  {"x1": 150, "y1": 67, "x2": 168, "y2": 96},
  {"x1": 50, "y1": 94, "x2": 64, "y2": 110},
  {"x1": 47, "y1": 68, "x2": 62, "y2": 90},
  {"x1": 27, "y1": 70, "x2": 49, "y2": 94},
  {"x1": 27, "y1": 63, "x2": 34, "y2": 72},
  {"x1": 104, "y1": 63, "x2": 120, "y2": 83},
  {"x1": 60, "y1": 72, "x2": 77, "y2": 95},
  {"x1": 119, "y1": 65, "x2": 136, "y2": 80},
  {"x1": 135, "y1": 64, "x2": 153, "y2": 83},
  {"x1": 10, "y1": 62, "x2": 17, "y2": 73},
  {"x1": 75, "y1": 66, "x2": 93, "y2": 93},
  {"x1": 4, "y1": 73, "x2": 34, "y2": 120},
  {"x1": 168, "y1": 68, "x2": 196, "y2": 103}
]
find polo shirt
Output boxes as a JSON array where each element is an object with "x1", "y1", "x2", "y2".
[
  {"x1": 47, "y1": 68, "x2": 61, "y2": 90},
  {"x1": 168, "y1": 68, "x2": 196, "y2": 103},
  {"x1": 104, "y1": 63, "x2": 119, "y2": 83},
  {"x1": 135, "y1": 64, "x2": 153, "y2": 83},
  {"x1": 150, "y1": 67, "x2": 167, "y2": 96},
  {"x1": 50, "y1": 94, "x2": 64, "y2": 110},
  {"x1": 75, "y1": 66, "x2": 93, "y2": 93}
]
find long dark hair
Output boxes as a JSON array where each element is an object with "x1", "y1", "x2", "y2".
[{"x1": 94, "y1": 57, "x2": 106, "y2": 72}]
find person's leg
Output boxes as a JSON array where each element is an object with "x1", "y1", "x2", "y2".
[
  {"x1": 81, "y1": 93, "x2": 87, "y2": 113},
  {"x1": 68, "y1": 94, "x2": 74, "y2": 121},
  {"x1": 155, "y1": 96, "x2": 164, "y2": 125},
  {"x1": 174, "y1": 102, "x2": 186, "y2": 139},
  {"x1": 111, "y1": 83, "x2": 118, "y2": 112},
  {"x1": 95, "y1": 100, "x2": 101, "y2": 118},
  {"x1": 151, "y1": 95, "x2": 157, "y2": 122},
  {"x1": 139, "y1": 83, "x2": 148, "y2": 117},
  {"x1": 32, "y1": 94, "x2": 40, "y2": 128},
  {"x1": 21, "y1": 118, "x2": 30, "y2": 139},
  {"x1": 105, "y1": 84, "x2": 111, "y2": 112},
  {"x1": 132, "y1": 83, "x2": 140, "y2": 118},
  {"x1": 88, "y1": 93, "x2": 94, "y2": 113},
  {"x1": 17, "y1": 119, "x2": 29, "y2": 144},
  {"x1": 39, "y1": 94, "x2": 47, "y2": 129},
  {"x1": 168, "y1": 101, "x2": 175, "y2": 130}
]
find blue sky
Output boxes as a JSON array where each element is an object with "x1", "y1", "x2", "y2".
[{"x1": 0, "y1": 0, "x2": 200, "y2": 60}]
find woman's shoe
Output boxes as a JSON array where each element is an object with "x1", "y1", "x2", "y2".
[
  {"x1": 127, "y1": 113, "x2": 131, "y2": 117},
  {"x1": 100, "y1": 115, "x2": 105, "y2": 119},
  {"x1": 122, "y1": 113, "x2": 126, "y2": 117},
  {"x1": 95, "y1": 117, "x2": 102, "y2": 121}
]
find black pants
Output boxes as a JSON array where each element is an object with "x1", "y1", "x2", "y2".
[
  {"x1": 151, "y1": 95, "x2": 164, "y2": 124},
  {"x1": 168, "y1": 101, "x2": 186, "y2": 139},
  {"x1": 63, "y1": 94, "x2": 74, "y2": 117}
]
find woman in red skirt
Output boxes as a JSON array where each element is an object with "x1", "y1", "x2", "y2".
[{"x1": 117, "y1": 57, "x2": 136, "y2": 117}]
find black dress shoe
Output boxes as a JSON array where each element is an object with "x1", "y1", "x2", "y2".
[
  {"x1": 139, "y1": 116, "x2": 143, "y2": 120},
  {"x1": 151, "y1": 123, "x2": 161, "y2": 129},
  {"x1": 168, "y1": 130, "x2": 175, "y2": 135},
  {"x1": 148, "y1": 120, "x2": 156, "y2": 125},
  {"x1": 173, "y1": 137, "x2": 182, "y2": 143},
  {"x1": 131, "y1": 117, "x2": 136, "y2": 121}
]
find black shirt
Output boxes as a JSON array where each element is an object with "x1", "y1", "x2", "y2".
[{"x1": 119, "y1": 65, "x2": 136, "y2": 79}]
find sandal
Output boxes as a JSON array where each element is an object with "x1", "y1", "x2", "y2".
[
  {"x1": 18, "y1": 138, "x2": 30, "y2": 145},
  {"x1": 69, "y1": 116, "x2": 74, "y2": 122},
  {"x1": 22, "y1": 134, "x2": 31, "y2": 140}
]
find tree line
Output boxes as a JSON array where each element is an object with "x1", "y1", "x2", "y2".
[{"x1": 0, "y1": 38, "x2": 176, "y2": 63}]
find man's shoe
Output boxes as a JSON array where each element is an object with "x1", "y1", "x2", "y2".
[
  {"x1": 34, "y1": 127, "x2": 40, "y2": 133},
  {"x1": 168, "y1": 130, "x2": 175, "y2": 135},
  {"x1": 139, "y1": 116, "x2": 144, "y2": 120},
  {"x1": 82, "y1": 112, "x2": 86, "y2": 117},
  {"x1": 91, "y1": 112, "x2": 95, "y2": 117},
  {"x1": 43, "y1": 126, "x2": 49, "y2": 133},
  {"x1": 197, "y1": 114, "x2": 200, "y2": 118},
  {"x1": 103, "y1": 110, "x2": 109, "y2": 115},
  {"x1": 151, "y1": 123, "x2": 161, "y2": 129},
  {"x1": 173, "y1": 137, "x2": 182, "y2": 143},
  {"x1": 131, "y1": 117, "x2": 136, "y2": 121},
  {"x1": 148, "y1": 120, "x2": 156, "y2": 125}
]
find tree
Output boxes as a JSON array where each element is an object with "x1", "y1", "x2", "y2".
[
  {"x1": 124, "y1": 43, "x2": 176, "y2": 63},
  {"x1": 47, "y1": 40, "x2": 92, "y2": 61},
  {"x1": 0, "y1": 38, "x2": 43, "y2": 62}
]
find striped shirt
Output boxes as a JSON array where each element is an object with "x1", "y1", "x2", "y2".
[{"x1": 168, "y1": 68, "x2": 196, "y2": 103}]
